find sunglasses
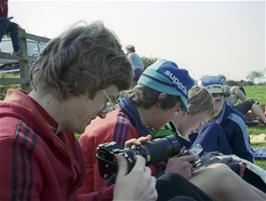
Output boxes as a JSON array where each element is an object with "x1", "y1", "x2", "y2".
[{"x1": 211, "y1": 93, "x2": 224, "y2": 98}]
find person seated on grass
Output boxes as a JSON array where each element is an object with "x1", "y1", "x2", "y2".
[
  {"x1": 0, "y1": 21, "x2": 158, "y2": 201},
  {"x1": 160, "y1": 86, "x2": 266, "y2": 193},
  {"x1": 79, "y1": 60, "x2": 266, "y2": 201},
  {"x1": 219, "y1": 75, "x2": 266, "y2": 125},
  {"x1": 163, "y1": 86, "x2": 232, "y2": 156},
  {"x1": 198, "y1": 75, "x2": 254, "y2": 162},
  {"x1": 193, "y1": 76, "x2": 266, "y2": 192}
]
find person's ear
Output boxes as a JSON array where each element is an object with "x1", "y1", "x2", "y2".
[{"x1": 157, "y1": 93, "x2": 168, "y2": 108}]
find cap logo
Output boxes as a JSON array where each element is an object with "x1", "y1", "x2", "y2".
[{"x1": 164, "y1": 70, "x2": 187, "y2": 95}]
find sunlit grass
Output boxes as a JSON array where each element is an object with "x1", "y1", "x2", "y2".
[
  {"x1": 244, "y1": 85, "x2": 266, "y2": 106},
  {"x1": 253, "y1": 141, "x2": 266, "y2": 169}
]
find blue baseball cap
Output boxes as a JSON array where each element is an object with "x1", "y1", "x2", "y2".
[
  {"x1": 200, "y1": 75, "x2": 226, "y2": 94},
  {"x1": 137, "y1": 59, "x2": 195, "y2": 111}
]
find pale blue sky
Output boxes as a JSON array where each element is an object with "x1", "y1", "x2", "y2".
[{"x1": 9, "y1": 0, "x2": 265, "y2": 81}]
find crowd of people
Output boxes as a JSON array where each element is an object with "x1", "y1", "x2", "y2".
[{"x1": 0, "y1": 19, "x2": 265, "y2": 201}]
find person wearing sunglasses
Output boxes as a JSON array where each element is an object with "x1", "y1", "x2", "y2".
[
  {"x1": 0, "y1": 21, "x2": 158, "y2": 201},
  {"x1": 197, "y1": 75, "x2": 254, "y2": 162}
]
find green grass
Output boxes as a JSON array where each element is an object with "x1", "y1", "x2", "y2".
[
  {"x1": 0, "y1": 72, "x2": 21, "y2": 99},
  {"x1": 248, "y1": 126, "x2": 266, "y2": 135},
  {"x1": 244, "y1": 85, "x2": 266, "y2": 169},
  {"x1": 252, "y1": 142, "x2": 266, "y2": 169},
  {"x1": 244, "y1": 85, "x2": 266, "y2": 106}
]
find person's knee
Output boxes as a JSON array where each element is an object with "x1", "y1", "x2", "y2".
[
  {"x1": 207, "y1": 163, "x2": 236, "y2": 185},
  {"x1": 231, "y1": 86, "x2": 248, "y2": 101}
]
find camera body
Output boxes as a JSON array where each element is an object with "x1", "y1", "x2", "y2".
[{"x1": 96, "y1": 135, "x2": 182, "y2": 180}]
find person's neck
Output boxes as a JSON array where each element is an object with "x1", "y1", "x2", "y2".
[
  {"x1": 178, "y1": 123, "x2": 190, "y2": 135},
  {"x1": 172, "y1": 113, "x2": 189, "y2": 135},
  {"x1": 29, "y1": 89, "x2": 64, "y2": 127},
  {"x1": 137, "y1": 106, "x2": 158, "y2": 130}
]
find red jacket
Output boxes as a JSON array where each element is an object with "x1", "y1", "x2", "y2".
[
  {"x1": 0, "y1": 89, "x2": 112, "y2": 201},
  {"x1": 0, "y1": 0, "x2": 8, "y2": 17},
  {"x1": 78, "y1": 97, "x2": 159, "y2": 195}
]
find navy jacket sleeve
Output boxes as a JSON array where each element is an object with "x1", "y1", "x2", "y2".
[{"x1": 192, "y1": 122, "x2": 232, "y2": 156}]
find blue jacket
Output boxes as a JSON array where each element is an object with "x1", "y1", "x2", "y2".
[
  {"x1": 212, "y1": 103, "x2": 253, "y2": 162},
  {"x1": 191, "y1": 122, "x2": 232, "y2": 156}
]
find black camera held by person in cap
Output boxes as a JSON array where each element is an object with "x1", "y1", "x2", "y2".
[{"x1": 96, "y1": 135, "x2": 183, "y2": 182}]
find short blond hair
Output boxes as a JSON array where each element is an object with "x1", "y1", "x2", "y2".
[{"x1": 188, "y1": 86, "x2": 214, "y2": 115}]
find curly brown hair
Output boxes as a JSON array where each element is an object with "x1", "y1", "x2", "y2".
[{"x1": 30, "y1": 21, "x2": 133, "y2": 100}]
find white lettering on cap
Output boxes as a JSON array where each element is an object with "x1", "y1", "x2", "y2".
[{"x1": 164, "y1": 70, "x2": 187, "y2": 95}]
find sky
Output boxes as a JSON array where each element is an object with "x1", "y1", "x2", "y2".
[{"x1": 8, "y1": 0, "x2": 266, "y2": 81}]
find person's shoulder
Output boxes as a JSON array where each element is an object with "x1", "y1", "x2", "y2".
[
  {"x1": 200, "y1": 121, "x2": 224, "y2": 134},
  {"x1": 205, "y1": 121, "x2": 222, "y2": 129},
  {"x1": 224, "y1": 103, "x2": 236, "y2": 115},
  {"x1": 0, "y1": 116, "x2": 22, "y2": 140},
  {"x1": 226, "y1": 107, "x2": 247, "y2": 127},
  {"x1": 80, "y1": 109, "x2": 126, "y2": 139},
  {"x1": 228, "y1": 104, "x2": 245, "y2": 119},
  {"x1": 0, "y1": 118, "x2": 39, "y2": 152}
]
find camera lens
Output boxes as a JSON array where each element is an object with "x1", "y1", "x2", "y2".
[{"x1": 143, "y1": 135, "x2": 182, "y2": 164}]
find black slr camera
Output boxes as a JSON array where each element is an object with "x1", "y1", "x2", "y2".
[{"x1": 96, "y1": 135, "x2": 182, "y2": 181}]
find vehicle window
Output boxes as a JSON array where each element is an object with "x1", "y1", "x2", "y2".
[{"x1": 27, "y1": 39, "x2": 39, "y2": 57}]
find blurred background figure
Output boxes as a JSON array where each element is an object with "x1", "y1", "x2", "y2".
[
  {"x1": 219, "y1": 74, "x2": 266, "y2": 125},
  {"x1": 0, "y1": 0, "x2": 21, "y2": 55},
  {"x1": 126, "y1": 44, "x2": 144, "y2": 82},
  {"x1": 199, "y1": 75, "x2": 254, "y2": 162}
]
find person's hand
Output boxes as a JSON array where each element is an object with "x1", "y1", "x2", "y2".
[
  {"x1": 165, "y1": 155, "x2": 198, "y2": 180},
  {"x1": 113, "y1": 155, "x2": 158, "y2": 201},
  {"x1": 125, "y1": 135, "x2": 152, "y2": 149}
]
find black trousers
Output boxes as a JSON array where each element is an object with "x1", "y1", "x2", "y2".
[
  {"x1": 0, "y1": 18, "x2": 20, "y2": 52},
  {"x1": 156, "y1": 173, "x2": 216, "y2": 201},
  {"x1": 235, "y1": 99, "x2": 255, "y2": 115}
]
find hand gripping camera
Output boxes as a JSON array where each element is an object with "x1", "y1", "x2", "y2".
[{"x1": 96, "y1": 135, "x2": 183, "y2": 181}]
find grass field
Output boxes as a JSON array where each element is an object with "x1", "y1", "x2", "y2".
[
  {"x1": 244, "y1": 85, "x2": 266, "y2": 169},
  {"x1": 244, "y1": 85, "x2": 266, "y2": 105}
]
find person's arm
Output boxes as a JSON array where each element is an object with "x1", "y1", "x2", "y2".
[
  {"x1": 113, "y1": 155, "x2": 157, "y2": 201},
  {"x1": 164, "y1": 155, "x2": 198, "y2": 180},
  {"x1": 192, "y1": 123, "x2": 232, "y2": 155},
  {"x1": 0, "y1": 135, "x2": 43, "y2": 201},
  {"x1": 230, "y1": 124, "x2": 254, "y2": 162},
  {"x1": 78, "y1": 155, "x2": 158, "y2": 201},
  {"x1": 230, "y1": 86, "x2": 248, "y2": 102}
]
